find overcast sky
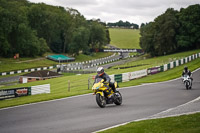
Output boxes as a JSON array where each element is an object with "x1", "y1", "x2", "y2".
[{"x1": 28, "y1": 0, "x2": 200, "y2": 25}]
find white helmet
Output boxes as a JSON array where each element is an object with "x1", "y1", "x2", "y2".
[{"x1": 97, "y1": 67, "x2": 104, "y2": 76}]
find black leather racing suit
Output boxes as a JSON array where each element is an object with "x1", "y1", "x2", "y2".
[
  {"x1": 182, "y1": 70, "x2": 193, "y2": 85},
  {"x1": 94, "y1": 72, "x2": 116, "y2": 93},
  {"x1": 182, "y1": 70, "x2": 192, "y2": 77}
]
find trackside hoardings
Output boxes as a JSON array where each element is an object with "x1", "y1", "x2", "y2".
[
  {"x1": 0, "y1": 87, "x2": 31, "y2": 100},
  {"x1": 108, "y1": 53, "x2": 200, "y2": 83},
  {"x1": 31, "y1": 84, "x2": 50, "y2": 95},
  {"x1": 148, "y1": 67, "x2": 161, "y2": 75},
  {"x1": 0, "y1": 84, "x2": 50, "y2": 100},
  {"x1": 0, "y1": 54, "x2": 118, "y2": 76},
  {"x1": 122, "y1": 69, "x2": 148, "y2": 82}
]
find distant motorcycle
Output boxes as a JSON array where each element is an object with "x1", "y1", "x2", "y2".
[
  {"x1": 182, "y1": 74, "x2": 192, "y2": 90},
  {"x1": 92, "y1": 78, "x2": 122, "y2": 108}
]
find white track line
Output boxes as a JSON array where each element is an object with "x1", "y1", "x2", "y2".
[
  {"x1": 0, "y1": 93, "x2": 92, "y2": 111},
  {"x1": 94, "y1": 95, "x2": 200, "y2": 133},
  {"x1": 1, "y1": 68, "x2": 199, "y2": 111},
  {"x1": 93, "y1": 68, "x2": 200, "y2": 132}
]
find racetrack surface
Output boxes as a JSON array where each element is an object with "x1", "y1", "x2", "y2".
[{"x1": 0, "y1": 69, "x2": 200, "y2": 133}]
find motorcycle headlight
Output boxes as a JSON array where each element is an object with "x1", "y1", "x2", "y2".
[
  {"x1": 96, "y1": 86, "x2": 100, "y2": 89},
  {"x1": 96, "y1": 84, "x2": 102, "y2": 90}
]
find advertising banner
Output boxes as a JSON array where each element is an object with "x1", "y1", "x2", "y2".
[
  {"x1": 109, "y1": 74, "x2": 115, "y2": 82},
  {"x1": 148, "y1": 67, "x2": 161, "y2": 75},
  {"x1": 0, "y1": 89, "x2": 16, "y2": 100},
  {"x1": 130, "y1": 69, "x2": 147, "y2": 79},
  {"x1": 31, "y1": 84, "x2": 50, "y2": 95},
  {"x1": 15, "y1": 87, "x2": 30, "y2": 97},
  {"x1": 0, "y1": 87, "x2": 31, "y2": 100},
  {"x1": 122, "y1": 72, "x2": 132, "y2": 82},
  {"x1": 114, "y1": 74, "x2": 122, "y2": 83}
]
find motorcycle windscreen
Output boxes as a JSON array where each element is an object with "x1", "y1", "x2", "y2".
[{"x1": 94, "y1": 78, "x2": 103, "y2": 83}]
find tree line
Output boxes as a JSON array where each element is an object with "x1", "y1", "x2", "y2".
[
  {"x1": 107, "y1": 20, "x2": 139, "y2": 29},
  {"x1": 140, "y1": 4, "x2": 200, "y2": 57},
  {"x1": 0, "y1": 0, "x2": 110, "y2": 57}
]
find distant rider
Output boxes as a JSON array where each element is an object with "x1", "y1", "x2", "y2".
[
  {"x1": 94, "y1": 67, "x2": 116, "y2": 93},
  {"x1": 182, "y1": 66, "x2": 193, "y2": 80}
]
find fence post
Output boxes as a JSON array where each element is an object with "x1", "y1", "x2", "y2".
[
  {"x1": 88, "y1": 78, "x2": 90, "y2": 90},
  {"x1": 68, "y1": 80, "x2": 70, "y2": 92}
]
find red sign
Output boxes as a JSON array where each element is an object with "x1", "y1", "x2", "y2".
[{"x1": 16, "y1": 88, "x2": 28, "y2": 96}]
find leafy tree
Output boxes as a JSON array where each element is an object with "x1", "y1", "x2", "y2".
[
  {"x1": 140, "y1": 8, "x2": 180, "y2": 56},
  {"x1": 89, "y1": 20, "x2": 107, "y2": 49},
  {"x1": 140, "y1": 22, "x2": 156, "y2": 56},
  {"x1": 107, "y1": 20, "x2": 139, "y2": 29},
  {"x1": 69, "y1": 27, "x2": 90, "y2": 55},
  {"x1": 177, "y1": 4, "x2": 200, "y2": 50},
  {"x1": 28, "y1": 4, "x2": 66, "y2": 53},
  {"x1": 105, "y1": 28, "x2": 111, "y2": 44},
  {"x1": 153, "y1": 8, "x2": 179, "y2": 55},
  {"x1": 0, "y1": 0, "x2": 109, "y2": 57},
  {"x1": 140, "y1": 23, "x2": 145, "y2": 28},
  {"x1": 0, "y1": 0, "x2": 48, "y2": 57}
]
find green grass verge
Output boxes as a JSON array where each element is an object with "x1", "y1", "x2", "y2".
[
  {"x1": 100, "y1": 112, "x2": 200, "y2": 133},
  {"x1": 0, "y1": 52, "x2": 112, "y2": 73},
  {"x1": 109, "y1": 28, "x2": 140, "y2": 49},
  {"x1": 106, "y1": 49, "x2": 200, "y2": 75},
  {"x1": 74, "y1": 52, "x2": 113, "y2": 62},
  {"x1": 0, "y1": 50, "x2": 200, "y2": 109},
  {"x1": 118, "y1": 57, "x2": 200, "y2": 88}
]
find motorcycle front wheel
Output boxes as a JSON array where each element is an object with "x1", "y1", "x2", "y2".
[
  {"x1": 114, "y1": 91, "x2": 122, "y2": 105},
  {"x1": 185, "y1": 81, "x2": 189, "y2": 90},
  {"x1": 96, "y1": 93, "x2": 106, "y2": 108}
]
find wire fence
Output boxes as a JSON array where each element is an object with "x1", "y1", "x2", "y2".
[
  {"x1": 66, "y1": 75, "x2": 95, "y2": 92},
  {"x1": 62, "y1": 70, "x2": 96, "y2": 74}
]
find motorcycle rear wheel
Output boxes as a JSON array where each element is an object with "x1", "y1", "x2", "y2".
[{"x1": 96, "y1": 93, "x2": 106, "y2": 108}]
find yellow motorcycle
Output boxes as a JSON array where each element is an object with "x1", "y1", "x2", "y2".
[{"x1": 92, "y1": 78, "x2": 122, "y2": 108}]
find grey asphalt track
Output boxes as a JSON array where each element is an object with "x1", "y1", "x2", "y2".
[
  {"x1": 0, "y1": 76, "x2": 19, "y2": 84},
  {"x1": 0, "y1": 69, "x2": 200, "y2": 133}
]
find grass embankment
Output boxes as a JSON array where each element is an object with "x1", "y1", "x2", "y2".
[
  {"x1": 0, "y1": 49, "x2": 200, "y2": 108},
  {"x1": 0, "y1": 52, "x2": 112, "y2": 73},
  {"x1": 100, "y1": 112, "x2": 200, "y2": 133},
  {"x1": 109, "y1": 28, "x2": 140, "y2": 49},
  {"x1": 107, "y1": 49, "x2": 200, "y2": 75}
]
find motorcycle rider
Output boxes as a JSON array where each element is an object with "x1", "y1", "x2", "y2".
[
  {"x1": 182, "y1": 66, "x2": 192, "y2": 77},
  {"x1": 94, "y1": 67, "x2": 116, "y2": 93},
  {"x1": 182, "y1": 66, "x2": 193, "y2": 81}
]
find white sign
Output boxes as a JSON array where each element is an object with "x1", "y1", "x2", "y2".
[
  {"x1": 31, "y1": 84, "x2": 50, "y2": 95},
  {"x1": 130, "y1": 69, "x2": 147, "y2": 80},
  {"x1": 22, "y1": 78, "x2": 27, "y2": 83}
]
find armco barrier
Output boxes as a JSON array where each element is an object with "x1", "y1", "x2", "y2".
[
  {"x1": 0, "y1": 54, "x2": 118, "y2": 76},
  {"x1": 163, "y1": 64, "x2": 167, "y2": 71},
  {"x1": 160, "y1": 53, "x2": 200, "y2": 72},
  {"x1": 2, "y1": 53, "x2": 199, "y2": 76},
  {"x1": 160, "y1": 65, "x2": 164, "y2": 72},
  {"x1": 0, "y1": 65, "x2": 57, "y2": 76}
]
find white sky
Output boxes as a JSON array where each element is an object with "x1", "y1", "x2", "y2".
[{"x1": 28, "y1": 0, "x2": 200, "y2": 25}]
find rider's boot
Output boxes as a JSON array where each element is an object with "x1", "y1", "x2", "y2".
[{"x1": 112, "y1": 87, "x2": 116, "y2": 93}]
